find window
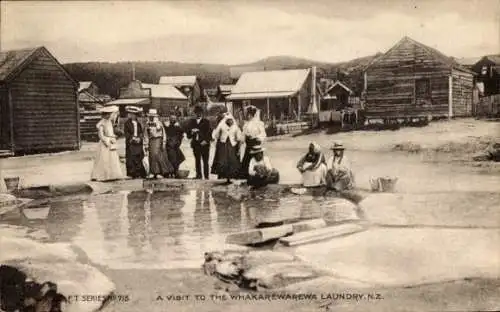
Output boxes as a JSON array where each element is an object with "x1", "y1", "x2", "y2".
[
  {"x1": 415, "y1": 78, "x2": 431, "y2": 99},
  {"x1": 481, "y1": 66, "x2": 488, "y2": 76}
]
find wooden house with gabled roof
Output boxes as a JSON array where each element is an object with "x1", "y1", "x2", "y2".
[
  {"x1": 363, "y1": 36, "x2": 476, "y2": 121},
  {"x1": 0, "y1": 46, "x2": 80, "y2": 155}
]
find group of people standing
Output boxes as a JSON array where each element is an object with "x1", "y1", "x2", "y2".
[{"x1": 89, "y1": 104, "x2": 280, "y2": 188}]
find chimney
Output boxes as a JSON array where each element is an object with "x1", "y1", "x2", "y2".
[{"x1": 132, "y1": 63, "x2": 136, "y2": 81}]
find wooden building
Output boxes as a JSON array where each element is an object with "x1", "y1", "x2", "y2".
[
  {"x1": 363, "y1": 36, "x2": 475, "y2": 120},
  {"x1": 158, "y1": 75, "x2": 201, "y2": 106},
  {"x1": 227, "y1": 68, "x2": 314, "y2": 123},
  {"x1": 78, "y1": 81, "x2": 99, "y2": 96},
  {"x1": 107, "y1": 80, "x2": 188, "y2": 117},
  {"x1": 0, "y1": 46, "x2": 80, "y2": 155},
  {"x1": 471, "y1": 55, "x2": 500, "y2": 96}
]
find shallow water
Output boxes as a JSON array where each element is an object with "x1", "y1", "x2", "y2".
[{"x1": 2, "y1": 150, "x2": 499, "y2": 271}]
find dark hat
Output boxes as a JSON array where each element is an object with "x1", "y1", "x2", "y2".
[{"x1": 193, "y1": 105, "x2": 204, "y2": 114}]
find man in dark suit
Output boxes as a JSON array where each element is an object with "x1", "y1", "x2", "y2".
[{"x1": 186, "y1": 105, "x2": 212, "y2": 179}]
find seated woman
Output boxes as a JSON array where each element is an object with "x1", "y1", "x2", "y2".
[
  {"x1": 326, "y1": 141, "x2": 355, "y2": 191},
  {"x1": 247, "y1": 146, "x2": 280, "y2": 188},
  {"x1": 296, "y1": 142, "x2": 328, "y2": 187}
]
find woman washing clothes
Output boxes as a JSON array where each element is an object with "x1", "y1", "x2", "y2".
[
  {"x1": 247, "y1": 146, "x2": 280, "y2": 188},
  {"x1": 240, "y1": 106, "x2": 266, "y2": 179},
  {"x1": 296, "y1": 142, "x2": 328, "y2": 187},
  {"x1": 90, "y1": 105, "x2": 124, "y2": 182},
  {"x1": 143, "y1": 109, "x2": 174, "y2": 179},
  {"x1": 211, "y1": 113, "x2": 243, "y2": 184},
  {"x1": 326, "y1": 141, "x2": 355, "y2": 191}
]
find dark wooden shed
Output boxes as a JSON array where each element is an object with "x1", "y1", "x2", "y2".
[
  {"x1": 0, "y1": 46, "x2": 80, "y2": 155},
  {"x1": 363, "y1": 36, "x2": 476, "y2": 120},
  {"x1": 471, "y1": 55, "x2": 500, "y2": 97}
]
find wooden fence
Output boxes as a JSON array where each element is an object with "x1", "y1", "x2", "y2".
[{"x1": 476, "y1": 95, "x2": 500, "y2": 118}]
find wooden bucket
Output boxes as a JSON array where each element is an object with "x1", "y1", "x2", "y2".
[
  {"x1": 370, "y1": 177, "x2": 398, "y2": 192},
  {"x1": 176, "y1": 170, "x2": 190, "y2": 179}
]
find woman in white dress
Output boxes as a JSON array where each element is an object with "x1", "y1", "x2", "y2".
[
  {"x1": 241, "y1": 106, "x2": 267, "y2": 178},
  {"x1": 296, "y1": 142, "x2": 328, "y2": 187},
  {"x1": 90, "y1": 106, "x2": 125, "y2": 182}
]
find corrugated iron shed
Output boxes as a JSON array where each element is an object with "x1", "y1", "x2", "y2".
[
  {"x1": 158, "y1": 75, "x2": 197, "y2": 86},
  {"x1": 142, "y1": 83, "x2": 188, "y2": 99},
  {"x1": 227, "y1": 68, "x2": 310, "y2": 100},
  {"x1": 78, "y1": 81, "x2": 92, "y2": 92}
]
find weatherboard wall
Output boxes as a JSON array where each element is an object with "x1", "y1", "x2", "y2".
[
  {"x1": 8, "y1": 48, "x2": 79, "y2": 154},
  {"x1": 364, "y1": 38, "x2": 462, "y2": 118},
  {"x1": 451, "y1": 69, "x2": 474, "y2": 117}
]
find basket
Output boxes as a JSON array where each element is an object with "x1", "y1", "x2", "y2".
[
  {"x1": 176, "y1": 170, "x2": 190, "y2": 179},
  {"x1": 4, "y1": 177, "x2": 20, "y2": 192},
  {"x1": 370, "y1": 177, "x2": 398, "y2": 192},
  {"x1": 22, "y1": 207, "x2": 50, "y2": 220}
]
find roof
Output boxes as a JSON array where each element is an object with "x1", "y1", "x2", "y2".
[
  {"x1": 480, "y1": 54, "x2": 500, "y2": 65},
  {"x1": 158, "y1": 75, "x2": 197, "y2": 86},
  {"x1": 141, "y1": 83, "x2": 187, "y2": 99},
  {"x1": 78, "y1": 90, "x2": 101, "y2": 103},
  {"x1": 78, "y1": 81, "x2": 93, "y2": 92},
  {"x1": 325, "y1": 81, "x2": 353, "y2": 95},
  {"x1": 227, "y1": 69, "x2": 311, "y2": 100},
  {"x1": 364, "y1": 36, "x2": 475, "y2": 75},
  {"x1": 105, "y1": 98, "x2": 150, "y2": 106},
  {"x1": 0, "y1": 46, "x2": 77, "y2": 85},
  {"x1": 218, "y1": 84, "x2": 234, "y2": 94}
]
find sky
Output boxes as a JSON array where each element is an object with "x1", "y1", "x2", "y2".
[{"x1": 1, "y1": 0, "x2": 499, "y2": 64}]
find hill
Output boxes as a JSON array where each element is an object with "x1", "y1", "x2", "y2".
[{"x1": 63, "y1": 54, "x2": 380, "y2": 98}]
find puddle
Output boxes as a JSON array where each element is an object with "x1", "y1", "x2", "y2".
[{"x1": 0, "y1": 190, "x2": 354, "y2": 270}]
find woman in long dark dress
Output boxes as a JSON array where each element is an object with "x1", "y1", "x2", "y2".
[
  {"x1": 143, "y1": 109, "x2": 174, "y2": 179},
  {"x1": 211, "y1": 113, "x2": 243, "y2": 183},
  {"x1": 164, "y1": 114, "x2": 185, "y2": 178},
  {"x1": 240, "y1": 106, "x2": 266, "y2": 179},
  {"x1": 124, "y1": 106, "x2": 146, "y2": 179}
]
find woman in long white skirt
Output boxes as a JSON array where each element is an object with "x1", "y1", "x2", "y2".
[{"x1": 90, "y1": 106, "x2": 124, "y2": 182}]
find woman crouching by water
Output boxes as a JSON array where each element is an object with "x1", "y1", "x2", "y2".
[
  {"x1": 90, "y1": 105, "x2": 124, "y2": 182},
  {"x1": 211, "y1": 113, "x2": 243, "y2": 184},
  {"x1": 296, "y1": 142, "x2": 328, "y2": 187},
  {"x1": 143, "y1": 109, "x2": 174, "y2": 179},
  {"x1": 247, "y1": 146, "x2": 279, "y2": 188}
]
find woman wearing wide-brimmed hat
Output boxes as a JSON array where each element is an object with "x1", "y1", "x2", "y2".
[
  {"x1": 124, "y1": 106, "x2": 146, "y2": 179},
  {"x1": 247, "y1": 145, "x2": 279, "y2": 188},
  {"x1": 143, "y1": 109, "x2": 173, "y2": 179},
  {"x1": 325, "y1": 141, "x2": 355, "y2": 191},
  {"x1": 91, "y1": 105, "x2": 124, "y2": 181},
  {"x1": 240, "y1": 105, "x2": 267, "y2": 179}
]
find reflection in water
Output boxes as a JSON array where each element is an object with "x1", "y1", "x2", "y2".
[{"x1": 193, "y1": 189, "x2": 212, "y2": 236}]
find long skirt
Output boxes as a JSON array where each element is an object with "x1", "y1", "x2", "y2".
[
  {"x1": 326, "y1": 169, "x2": 355, "y2": 191},
  {"x1": 166, "y1": 145, "x2": 185, "y2": 172},
  {"x1": 301, "y1": 162, "x2": 327, "y2": 187},
  {"x1": 247, "y1": 168, "x2": 280, "y2": 188},
  {"x1": 240, "y1": 137, "x2": 261, "y2": 179},
  {"x1": 148, "y1": 137, "x2": 173, "y2": 176},
  {"x1": 126, "y1": 142, "x2": 146, "y2": 178},
  {"x1": 91, "y1": 141, "x2": 124, "y2": 182},
  {"x1": 211, "y1": 141, "x2": 241, "y2": 179}
]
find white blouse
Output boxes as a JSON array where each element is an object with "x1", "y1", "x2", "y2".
[
  {"x1": 242, "y1": 119, "x2": 266, "y2": 142},
  {"x1": 248, "y1": 156, "x2": 273, "y2": 176},
  {"x1": 213, "y1": 123, "x2": 243, "y2": 146},
  {"x1": 327, "y1": 156, "x2": 352, "y2": 172}
]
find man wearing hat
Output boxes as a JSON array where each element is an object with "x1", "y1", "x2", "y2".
[
  {"x1": 123, "y1": 106, "x2": 146, "y2": 178},
  {"x1": 186, "y1": 105, "x2": 212, "y2": 179},
  {"x1": 247, "y1": 145, "x2": 280, "y2": 188},
  {"x1": 325, "y1": 141, "x2": 355, "y2": 191}
]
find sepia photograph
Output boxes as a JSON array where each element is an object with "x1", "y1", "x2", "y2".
[{"x1": 0, "y1": 0, "x2": 499, "y2": 311}]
